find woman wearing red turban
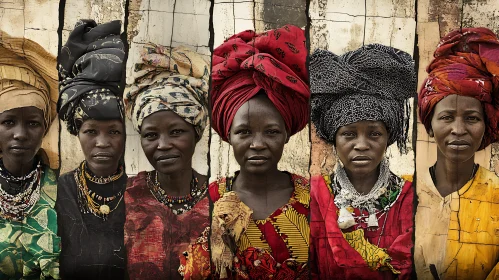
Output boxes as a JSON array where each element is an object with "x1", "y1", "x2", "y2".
[
  {"x1": 415, "y1": 27, "x2": 499, "y2": 280},
  {"x1": 181, "y1": 25, "x2": 310, "y2": 280}
]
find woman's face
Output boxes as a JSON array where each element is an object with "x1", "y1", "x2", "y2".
[
  {"x1": 229, "y1": 95, "x2": 289, "y2": 175},
  {"x1": 78, "y1": 119, "x2": 125, "y2": 177},
  {"x1": 335, "y1": 120, "x2": 389, "y2": 177},
  {"x1": 140, "y1": 110, "x2": 197, "y2": 175},
  {"x1": 430, "y1": 94, "x2": 485, "y2": 163},
  {"x1": 0, "y1": 107, "x2": 46, "y2": 175}
]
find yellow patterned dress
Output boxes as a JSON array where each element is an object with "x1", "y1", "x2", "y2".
[
  {"x1": 415, "y1": 165, "x2": 499, "y2": 280},
  {"x1": 0, "y1": 165, "x2": 60, "y2": 279},
  {"x1": 209, "y1": 172, "x2": 310, "y2": 279}
]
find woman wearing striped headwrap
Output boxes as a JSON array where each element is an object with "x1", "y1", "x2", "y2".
[
  {"x1": 56, "y1": 20, "x2": 127, "y2": 280},
  {"x1": 124, "y1": 43, "x2": 211, "y2": 280},
  {"x1": 415, "y1": 27, "x2": 499, "y2": 280},
  {"x1": 309, "y1": 44, "x2": 417, "y2": 280},
  {"x1": 0, "y1": 31, "x2": 60, "y2": 279}
]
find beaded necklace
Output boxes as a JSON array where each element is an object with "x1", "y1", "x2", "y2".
[
  {"x1": 84, "y1": 162, "x2": 124, "y2": 184},
  {"x1": 0, "y1": 160, "x2": 43, "y2": 221},
  {"x1": 147, "y1": 170, "x2": 207, "y2": 215},
  {"x1": 75, "y1": 161, "x2": 125, "y2": 220}
]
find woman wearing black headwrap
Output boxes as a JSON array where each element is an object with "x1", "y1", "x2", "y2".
[
  {"x1": 309, "y1": 44, "x2": 416, "y2": 280},
  {"x1": 55, "y1": 20, "x2": 127, "y2": 280}
]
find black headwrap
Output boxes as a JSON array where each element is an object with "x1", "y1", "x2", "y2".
[
  {"x1": 310, "y1": 44, "x2": 417, "y2": 153},
  {"x1": 57, "y1": 19, "x2": 125, "y2": 135}
]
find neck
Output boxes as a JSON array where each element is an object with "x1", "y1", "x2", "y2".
[
  {"x1": 234, "y1": 167, "x2": 288, "y2": 194},
  {"x1": 157, "y1": 168, "x2": 193, "y2": 197},
  {"x1": 434, "y1": 153, "x2": 476, "y2": 194},
  {"x1": 345, "y1": 166, "x2": 379, "y2": 194},
  {"x1": 2, "y1": 158, "x2": 35, "y2": 177}
]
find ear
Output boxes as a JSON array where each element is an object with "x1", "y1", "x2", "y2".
[
  {"x1": 428, "y1": 128, "x2": 434, "y2": 137},
  {"x1": 285, "y1": 132, "x2": 290, "y2": 144}
]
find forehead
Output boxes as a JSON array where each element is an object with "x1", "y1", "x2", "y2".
[
  {"x1": 338, "y1": 120, "x2": 387, "y2": 130},
  {"x1": 81, "y1": 119, "x2": 123, "y2": 128},
  {"x1": 434, "y1": 94, "x2": 484, "y2": 114},
  {"x1": 232, "y1": 96, "x2": 285, "y2": 125},
  {"x1": 0, "y1": 106, "x2": 44, "y2": 118},
  {"x1": 141, "y1": 110, "x2": 192, "y2": 129}
]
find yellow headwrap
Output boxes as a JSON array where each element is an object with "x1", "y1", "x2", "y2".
[{"x1": 0, "y1": 31, "x2": 58, "y2": 131}]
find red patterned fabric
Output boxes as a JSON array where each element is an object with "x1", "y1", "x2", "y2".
[
  {"x1": 418, "y1": 27, "x2": 499, "y2": 149},
  {"x1": 309, "y1": 175, "x2": 414, "y2": 280},
  {"x1": 124, "y1": 172, "x2": 210, "y2": 280},
  {"x1": 211, "y1": 25, "x2": 310, "y2": 141}
]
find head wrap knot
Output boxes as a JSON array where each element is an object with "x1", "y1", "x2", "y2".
[
  {"x1": 310, "y1": 44, "x2": 417, "y2": 153},
  {"x1": 0, "y1": 31, "x2": 58, "y2": 132},
  {"x1": 418, "y1": 27, "x2": 499, "y2": 150},
  {"x1": 57, "y1": 19, "x2": 125, "y2": 135},
  {"x1": 210, "y1": 25, "x2": 310, "y2": 141},
  {"x1": 125, "y1": 44, "x2": 210, "y2": 137}
]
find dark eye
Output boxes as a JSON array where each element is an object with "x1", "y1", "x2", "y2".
[
  {"x1": 143, "y1": 132, "x2": 158, "y2": 139},
  {"x1": 110, "y1": 130, "x2": 122, "y2": 135},
  {"x1": 341, "y1": 131, "x2": 355, "y2": 137},
  {"x1": 235, "y1": 129, "x2": 251, "y2": 135},
  {"x1": 266, "y1": 129, "x2": 281, "y2": 135},
  {"x1": 466, "y1": 116, "x2": 482, "y2": 122},
  {"x1": 439, "y1": 115, "x2": 453, "y2": 121},
  {"x1": 370, "y1": 131, "x2": 382, "y2": 137},
  {"x1": 28, "y1": 121, "x2": 41, "y2": 127},
  {"x1": 83, "y1": 129, "x2": 97, "y2": 134},
  {"x1": 1, "y1": 120, "x2": 14, "y2": 126},
  {"x1": 171, "y1": 129, "x2": 185, "y2": 136}
]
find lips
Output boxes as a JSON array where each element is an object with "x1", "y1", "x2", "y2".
[
  {"x1": 9, "y1": 145, "x2": 29, "y2": 154},
  {"x1": 92, "y1": 152, "x2": 114, "y2": 161},
  {"x1": 156, "y1": 154, "x2": 180, "y2": 164},
  {"x1": 351, "y1": 155, "x2": 372, "y2": 166},
  {"x1": 447, "y1": 139, "x2": 471, "y2": 151},
  {"x1": 247, "y1": 155, "x2": 269, "y2": 165}
]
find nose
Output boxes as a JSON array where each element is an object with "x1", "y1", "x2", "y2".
[
  {"x1": 95, "y1": 134, "x2": 111, "y2": 148},
  {"x1": 450, "y1": 118, "x2": 467, "y2": 136},
  {"x1": 353, "y1": 135, "x2": 369, "y2": 151},
  {"x1": 12, "y1": 123, "x2": 28, "y2": 141},
  {"x1": 157, "y1": 134, "x2": 173, "y2": 150},
  {"x1": 249, "y1": 133, "x2": 266, "y2": 150}
]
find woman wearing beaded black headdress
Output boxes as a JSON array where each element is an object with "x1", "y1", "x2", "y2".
[
  {"x1": 309, "y1": 44, "x2": 417, "y2": 279},
  {"x1": 0, "y1": 31, "x2": 60, "y2": 279},
  {"x1": 55, "y1": 20, "x2": 127, "y2": 279}
]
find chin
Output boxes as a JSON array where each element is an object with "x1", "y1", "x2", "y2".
[{"x1": 443, "y1": 152, "x2": 475, "y2": 164}]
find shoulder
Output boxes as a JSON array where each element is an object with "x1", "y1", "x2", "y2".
[
  {"x1": 40, "y1": 165, "x2": 58, "y2": 206},
  {"x1": 289, "y1": 173, "x2": 310, "y2": 207},
  {"x1": 125, "y1": 170, "x2": 149, "y2": 194},
  {"x1": 208, "y1": 178, "x2": 228, "y2": 202}
]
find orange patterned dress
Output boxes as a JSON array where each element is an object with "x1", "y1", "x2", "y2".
[{"x1": 180, "y1": 172, "x2": 310, "y2": 279}]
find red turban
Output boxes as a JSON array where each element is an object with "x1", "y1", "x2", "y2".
[
  {"x1": 418, "y1": 27, "x2": 499, "y2": 150},
  {"x1": 211, "y1": 25, "x2": 310, "y2": 142}
]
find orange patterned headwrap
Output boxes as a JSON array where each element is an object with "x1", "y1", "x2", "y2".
[{"x1": 418, "y1": 27, "x2": 499, "y2": 150}]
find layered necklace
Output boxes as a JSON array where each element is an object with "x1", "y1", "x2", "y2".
[
  {"x1": 332, "y1": 158, "x2": 402, "y2": 230},
  {"x1": 147, "y1": 170, "x2": 207, "y2": 215},
  {"x1": 75, "y1": 161, "x2": 124, "y2": 220},
  {"x1": 0, "y1": 159, "x2": 43, "y2": 221}
]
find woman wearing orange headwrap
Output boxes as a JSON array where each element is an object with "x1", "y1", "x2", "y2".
[
  {"x1": 181, "y1": 25, "x2": 310, "y2": 280},
  {"x1": 416, "y1": 27, "x2": 499, "y2": 280}
]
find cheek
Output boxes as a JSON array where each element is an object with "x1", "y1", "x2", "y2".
[{"x1": 140, "y1": 140, "x2": 156, "y2": 159}]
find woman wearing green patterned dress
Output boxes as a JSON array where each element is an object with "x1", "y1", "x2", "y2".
[{"x1": 0, "y1": 32, "x2": 60, "y2": 279}]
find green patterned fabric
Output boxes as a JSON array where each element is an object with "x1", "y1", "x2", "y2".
[{"x1": 0, "y1": 165, "x2": 60, "y2": 279}]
